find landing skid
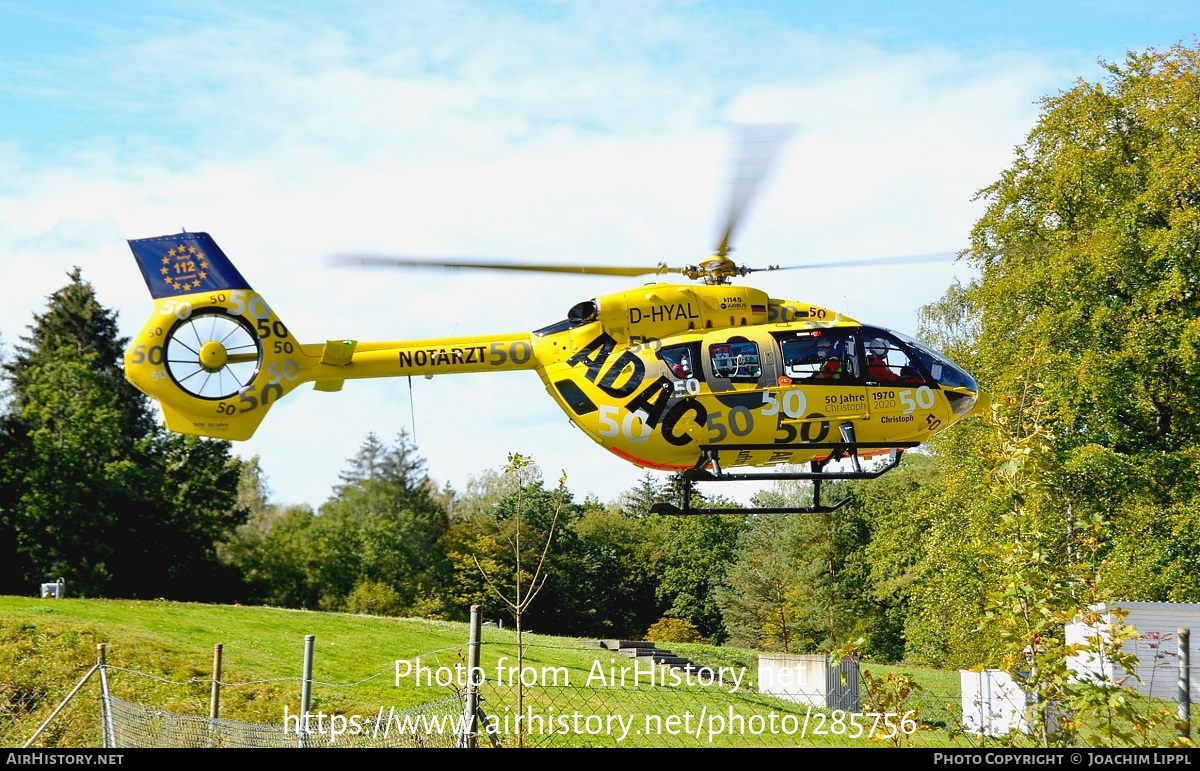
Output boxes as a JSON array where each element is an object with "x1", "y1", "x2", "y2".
[{"x1": 650, "y1": 422, "x2": 919, "y2": 515}]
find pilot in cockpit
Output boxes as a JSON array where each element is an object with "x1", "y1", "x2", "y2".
[{"x1": 816, "y1": 337, "x2": 845, "y2": 379}]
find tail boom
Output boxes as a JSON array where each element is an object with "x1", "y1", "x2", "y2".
[{"x1": 123, "y1": 232, "x2": 538, "y2": 441}]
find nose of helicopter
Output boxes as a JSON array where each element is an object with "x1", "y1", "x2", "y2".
[
  {"x1": 967, "y1": 388, "x2": 990, "y2": 418},
  {"x1": 927, "y1": 355, "x2": 983, "y2": 422}
]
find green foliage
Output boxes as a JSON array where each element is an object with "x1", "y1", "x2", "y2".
[
  {"x1": 221, "y1": 431, "x2": 452, "y2": 615},
  {"x1": 4, "y1": 268, "x2": 153, "y2": 438},
  {"x1": 464, "y1": 453, "x2": 570, "y2": 747},
  {"x1": 898, "y1": 41, "x2": 1200, "y2": 670},
  {"x1": 332, "y1": 430, "x2": 441, "y2": 514},
  {"x1": 0, "y1": 271, "x2": 246, "y2": 600},
  {"x1": 974, "y1": 376, "x2": 1191, "y2": 748},
  {"x1": 859, "y1": 669, "x2": 923, "y2": 748},
  {"x1": 9, "y1": 351, "x2": 125, "y2": 593},
  {"x1": 568, "y1": 503, "x2": 663, "y2": 639},
  {"x1": 716, "y1": 473, "x2": 913, "y2": 661},
  {"x1": 343, "y1": 577, "x2": 404, "y2": 617},
  {"x1": 442, "y1": 457, "x2": 580, "y2": 631},
  {"x1": 219, "y1": 504, "x2": 316, "y2": 607},
  {"x1": 976, "y1": 379, "x2": 1078, "y2": 745},
  {"x1": 716, "y1": 513, "x2": 808, "y2": 652},
  {"x1": 442, "y1": 469, "x2": 669, "y2": 637},
  {"x1": 127, "y1": 432, "x2": 248, "y2": 600},
  {"x1": 617, "y1": 471, "x2": 672, "y2": 517},
  {"x1": 653, "y1": 511, "x2": 744, "y2": 642},
  {"x1": 966, "y1": 44, "x2": 1200, "y2": 455},
  {"x1": 452, "y1": 454, "x2": 573, "y2": 634},
  {"x1": 644, "y1": 616, "x2": 702, "y2": 643}
]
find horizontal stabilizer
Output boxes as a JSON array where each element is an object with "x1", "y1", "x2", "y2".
[{"x1": 320, "y1": 339, "x2": 357, "y2": 366}]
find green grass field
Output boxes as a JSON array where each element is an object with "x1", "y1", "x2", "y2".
[{"x1": 1, "y1": 596, "x2": 1191, "y2": 749}]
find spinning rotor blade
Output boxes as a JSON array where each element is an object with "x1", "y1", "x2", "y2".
[
  {"x1": 332, "y1": 250, "x2": 959, "y2": 285},
  {"x1": 332, "y1": 254, "x2": 679, "y2": 278},
  {"x1": 714, "y1": 123, "x2": 795, "y2": 258},
  {"x1": 749, "y1": 251, "x2": 959, "y2": 273}
]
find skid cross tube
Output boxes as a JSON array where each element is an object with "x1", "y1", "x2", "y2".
[{"x1": 651, "y1": 430, "x2": 920, "y2": 515}]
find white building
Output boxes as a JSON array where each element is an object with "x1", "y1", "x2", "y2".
[{"x1": 1065, "y1": 601, "x2": 1199, "y2": 701}]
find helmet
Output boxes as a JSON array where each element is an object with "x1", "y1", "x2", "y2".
[{"x1": 867, "y1": 338, "x2": 888, "y2": 358}]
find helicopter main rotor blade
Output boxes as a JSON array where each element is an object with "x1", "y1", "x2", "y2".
[
  {"x1": 744, "y1": 251, "x2": 959, "y2": 273},
  {"x1": 332, "y1": 254, "x2": 680, "y2": 278},
  {"x1": 714, "y1": 123, "x2": 795, "y2": 258}
]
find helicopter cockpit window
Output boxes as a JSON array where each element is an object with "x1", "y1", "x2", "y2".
[
  {"x1": 863, "y1": 334, "x2": 923, "y2": 385},
  {"x1": 778, "y1": 331, "x2": 858, "y2": 382},
  {"x1": 888, "y1": 329, "x2": 977, "y2": 391},
  {"x1": 709, "y1": 340, "x2": 761, "y2": 381}
]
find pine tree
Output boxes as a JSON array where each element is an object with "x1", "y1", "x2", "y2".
[
  {"x1": 5, "y1": 268, "x2": 152, "y2": 439},
  {"x1": 310, "y1": 431, "x2": 452, "y2": 612},
  {"x1": 333, "y1": 429, "x2": 436, "y2": 508},
  {"x1": 0, "y1": 269, "x2": 246, "y2": 598}
]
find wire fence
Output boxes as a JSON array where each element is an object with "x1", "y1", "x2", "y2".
[
  {"x1": 83, "y1": 655, "x2": 1197, "y2": 749},
  {"x1": 103, "y1": 694, "x2": 463, "y2": 748},
  {"x1": 22, "y1": 623, "x2": 1198, "y2": 749},
  {"x1": 455, "y1": 651, "x2": 1198, "y2": 748}
]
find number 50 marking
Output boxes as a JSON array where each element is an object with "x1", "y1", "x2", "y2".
[
  {"x1": 597, "y1": 405, "x2": 652, "y2": 444},
  {"x1": 899, "y1": 386, "x2": 935, "y2": 413},
  {"x1": 761, "y1": 388, "x2": 807, "y2": 418}
]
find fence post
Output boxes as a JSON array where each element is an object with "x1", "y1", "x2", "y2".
[
  {"x1": 1180, "y1": 627, "x2": 1191, "y2": 742},
  {"x1": 209, "y1": 644, "x2": 223, "y2": 747},
  {"x1": 300, "y1": 635, "x2": 315, "y2": 748},
  {"x1": 459, "y1": 605, "x2": 482, "y2": 748},
  {"x1": 97, "y1": 643, "x2": 115, "y2": 748}
]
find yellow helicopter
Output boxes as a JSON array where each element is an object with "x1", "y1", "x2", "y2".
[
  {"x1": 122, "y1": 136, "x2": 986, "y2": 514},
  {"x1": 122, "y1": 232, "x2": 985, "y2": 514}
]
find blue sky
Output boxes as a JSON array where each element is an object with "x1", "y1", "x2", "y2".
[{"x1": 1, "y1": 1, "x2": 1196, "y2": 508}]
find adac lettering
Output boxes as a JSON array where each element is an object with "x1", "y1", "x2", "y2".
[
  {"x1": 597, "y1": 352, "x2": 645, "y2": 397},
  {"x1": 628, "y1": 302, "x2": 700, "y2": 325},
  {"x1": 568, "y1": 332, "x2": 655, "y2": 401},
  {"x1": 569, "y1": 332, "x2": 707, "y2": 444},
  {"x1": 567, "y1": 332, "x2": 618, "y2": 381},
  {"x1": 661, "y1": 396, "x2": 707, "y2": 446}
]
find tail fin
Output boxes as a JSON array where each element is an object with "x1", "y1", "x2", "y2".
[
  {"x1": 129, "y1": 232, "x2": 252, "y2": 299},
  {"x1": 124, "y1": 232, "x2": 301, "y2": 441}
]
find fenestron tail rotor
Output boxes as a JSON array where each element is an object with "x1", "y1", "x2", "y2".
[{"x1": 163, "y1": 309, "x2": 263, "y2": 400}]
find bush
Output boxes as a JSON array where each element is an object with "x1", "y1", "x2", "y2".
[
  {"x1": 645, "y1": 616, "x2": 702, "y2": 643},
  {"x1": 343, "y1": 579, "x2": 403, "y2": 617}
]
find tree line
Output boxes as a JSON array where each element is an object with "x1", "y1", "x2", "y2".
[{"x1": 4, "y1": 43, "x2": 1200, "y2": 669}]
